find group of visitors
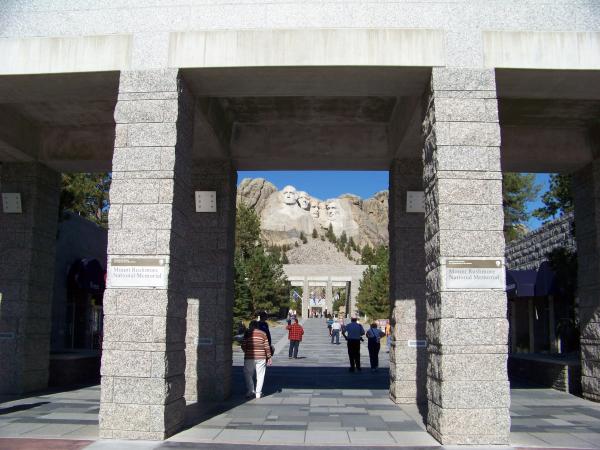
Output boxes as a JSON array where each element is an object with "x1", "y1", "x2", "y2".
[
  {"x1": 240, "y1": 310, "x2": 392, "y2": 400},
  {"x1": 337, "y1": 316, "x2": 385, "y2": 372}
]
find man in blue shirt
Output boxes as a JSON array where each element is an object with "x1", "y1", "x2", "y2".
[{"x1": 342, "y1": 316, "x2": 365, "y2": 372}]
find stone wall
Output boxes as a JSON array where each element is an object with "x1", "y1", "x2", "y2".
[
  {"x1": 388, "y1": 159, "x2": 427, "y2": 406},
  {"x1": 508, "y1": 354, "x2": 582, "y2": 395},
  {"x1": 185, "y1": 161, "x2": 236, "y2": 403},
  {"x1": 573, "y1": 158, "x2": 600, "y2": 403},
  {"x1": 0, "y1": 162, "x2": 61, "y2": 394},
  {"x1": 2, "y1": 2, "x2": 599, "y2": 71},
  {"x1": 505, "y1": 212, "x2": 576, "y2": 271}
]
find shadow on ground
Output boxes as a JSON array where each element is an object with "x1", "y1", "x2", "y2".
[{"x1": 183, "y1": 365, "x2": 393, "y2": 430}]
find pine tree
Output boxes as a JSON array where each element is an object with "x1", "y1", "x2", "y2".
[
  {"x1": 502, "y1": 173, "x2": 541, "y2": 242},
  {"x1": 326, "y1": 223, "x2": 337, "y2": 243},
  {"x1": 361, "y1": 245, "x2": 375, "y2": 265},
  {"x1": 233, "y1": 205, "x2": 289, "y2": 330},
  {"x1": 348, "y1": 237, "x2": 356, "y2": 251},
  {"x1": 235, "y1": 204, "x2": 261, "y2": 259},
  {"x1": 340, "y1": 231, "x2": 347, "y2": 246},
  {"x1": 533, "y1": 174, "x2": 573, "y2": 222},
  {"x1": 60, "y1": 173, "x2": 111, "y2": 227},
  {"x1": 356, "y1": 246, "x2": 389, "y2": 321}
]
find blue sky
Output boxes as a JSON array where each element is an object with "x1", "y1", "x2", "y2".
[
  {"x1": 239, "y1": 171, "x2": 390, "y2": 200},
  {"x1": 238, "y1": 171, "x2": 552, "y2": 231}
]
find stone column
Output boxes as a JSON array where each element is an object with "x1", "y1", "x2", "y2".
[
  {"x1": 573, "y1": 157, "x2": 600, "y2": 402},
  {"x1": 350, "y1": 276, "x2": 360, "y2": 317},
  {"x1": 388, "y1": 158, "x2": 427, "y2": 406},
  {"x1": 528, "y1": 298, "x2": 535, "y2": 353},
  {"x1": 184, "y1": 298, "x2": 199, "y2": 402},
  {"x1": 99, "y1": 69, "x2": 193, "y2": 440},
  {"x1": 302, "y1": 278, "x2": 309, "y2": 317},
  {"x1": 0, "y1": 162, "x2": 60, "y2": 394},
  {"x1": 326, "y1": 278, "x2": 333, "y2": 315},
  {"x1": 185, "y1": 160, "x2": 236, "y2": 402},
  {"x1": 422, "y1": 68, "x2": 510, "y2": 445}
]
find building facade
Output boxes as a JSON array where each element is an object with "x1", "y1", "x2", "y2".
[{"x1": 0, "y1": 1, "x2": 599, "y2": 445}]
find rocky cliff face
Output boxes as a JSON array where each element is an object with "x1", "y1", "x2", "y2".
[{"x1": 236, "y1": 178, "x2": 388, "y2": 249}]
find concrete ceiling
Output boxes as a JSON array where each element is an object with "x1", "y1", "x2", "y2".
[
  {"x1": 495, "y1": 69, "x2": 600, "y2": 100},
  {"x1": 182, "y1": 67, "x2": 431, "y2": 97},
  {"x1": 217, "y1": 97, "x2": 397, "y2": 124},
  {"x1": 496, "y1": 69, "x2": 600, "y2": 173},
  {"x1": 0, "y1": 72, "x2": 118, "y2": 171},
  {"x1": 186, "y1": 67, "x2": 430, "y2": 170},
  {"x1": 0, "y1": 67, "x2": 597, "y2": 174}
]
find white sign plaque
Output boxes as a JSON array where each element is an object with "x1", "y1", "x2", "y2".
[
  {"x1": 408, "y1": 339, "x2": 427, "y2": 348},
  {"x1": 195, "y1": 191, "x2": 216, "y2": 212},
  {"x1": 2, "y1": 193, "x2": 22, "y2": 213},
  {"x1": 197, "y1": 337, "x2": 213, "y2": 346},
  {"x1": 406, "y1": 191, "x2": 425, "y2": 213},
  {"x1": 445, "y1": 259, "x2": 504, "y2": 289},
  {"x1": 109, "y1": 258, "x2": 166, "y2": 288}
]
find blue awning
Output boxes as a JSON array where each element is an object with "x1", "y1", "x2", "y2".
[{"x1": 506, "y1": 270, "x2": 537, "y2": 299}]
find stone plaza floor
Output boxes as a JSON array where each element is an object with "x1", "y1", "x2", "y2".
[{"x1": 1, "y1": 318, "x2": 600, "y2": 449}]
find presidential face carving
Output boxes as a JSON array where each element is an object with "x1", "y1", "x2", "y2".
[
  {"x1": 326, "y1": 200, "x2": 340, "y2": 218},
  {"x1": 297, "y1": 191, "x2": 310, "y2": 210},
  {"x1": 310, "y1": 199, "x2": 320, "y2": 218},
  {"x1": 282, "y1": 185, "x2": 298, "y2": 206}
]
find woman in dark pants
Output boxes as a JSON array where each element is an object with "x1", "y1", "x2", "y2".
[{"x1": 366, "y1": 323, "x2": 385, "y2": 372}]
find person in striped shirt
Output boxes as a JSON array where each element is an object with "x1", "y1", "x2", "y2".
[{"x1": 241, "y1": 320, "x2": 273, "y2": 399}]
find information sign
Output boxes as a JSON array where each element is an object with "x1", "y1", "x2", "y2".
[
  {"x1": 109, "y1": 258, "x2": 166, "y2": 288},
  {"x1": 197, "y1": 337, "x2": 213, "y2": 346},
  {"x1": 408, "y1": 339, "x2": 426, "y2": 347},
  {"x1": 445, "y1": 259, "x2": 504, "y2": 289}
]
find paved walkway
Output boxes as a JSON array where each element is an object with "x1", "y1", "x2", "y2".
[
  {"x1": 174, "y1": 318, "x2": 436, "y2": 446},
  {"x1": 1, "y1": 318, "x2": 600, "y2": 449}
]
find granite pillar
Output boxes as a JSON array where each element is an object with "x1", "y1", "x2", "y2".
[
  {"x1": 0, "y1": 162, "x2": 60, "y2": 394},
  {"x1": 573, "y1": 156, "x2": 600, "y2": 402},
  {"x1": 185, "y1": 160, "x2": 236, "y2": 402},
  {"x1": 302, "y1": 278, "x2": 309, "y2": 318},
  {"x1": 326, "y1": 278, "x2": 333, "y2": 315},
  {"x1": 388, "y1": 158, "x2": 427, "y2": 406},
  {"x1": 99, "y1": 69, "x2": 193, "y2": 440},
  {"x1": 422, "y1": 68, "x2": 510, "y2": 445}
]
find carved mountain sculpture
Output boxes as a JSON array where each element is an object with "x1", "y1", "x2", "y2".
[{"x1": 236, "y1": 178, "x2": 389, "y2": 248}]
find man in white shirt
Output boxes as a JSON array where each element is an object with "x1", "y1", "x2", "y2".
[{"x1": 331, "y1": 319, "x2": 342, "y2": 344}]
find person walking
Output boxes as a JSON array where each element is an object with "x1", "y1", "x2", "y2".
[
  {"x1": 326, "y1": 316, "x2": 334, "y2": 336},
  {"x1": 257, "y1": 311, "x2": 274, "y2": 356},
  {"x1": 342, "y1": 316, "x2": 365, "y2": 372},
  {"x1": 331, "y1": 318, "x2": 342, "y2": 344},
  {"x1": 385, "y1": 321, "x2": 392, "y2": 353},
  {"x1": 286, "y1": 318, "x2": 304, "y2": 358},
  {"x1": 241, "y1": 320, "x2": 272, "y2": 399},
  {"x1": 366, "y1": 323, "x2": 385, "y2": 371}
]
